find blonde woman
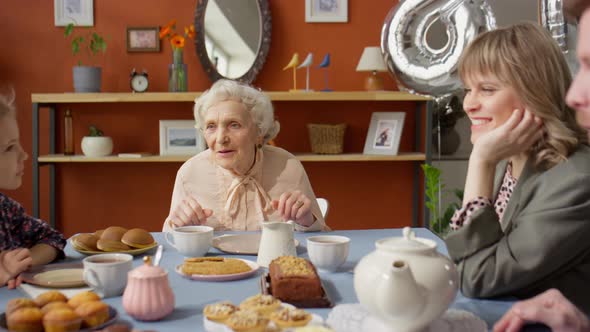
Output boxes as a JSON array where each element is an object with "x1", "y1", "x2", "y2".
[{"x1": 444, "y1": 22, "x2": 590, "y2": 312}]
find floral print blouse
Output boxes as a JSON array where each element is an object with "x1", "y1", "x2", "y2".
[
  {"x1": 450, "y1": 162, "x2": 517, "y2": 230},
  {"x1": 0, "y1": 193, "x2": 66, "y2": 257}
]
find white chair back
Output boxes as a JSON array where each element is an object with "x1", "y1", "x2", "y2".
[{"x1": 317, "y1": 197, "x2": 329, "y2": 219}]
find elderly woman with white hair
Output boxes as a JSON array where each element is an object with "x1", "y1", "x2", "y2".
[{"x1": 163, "y1": 79, "x2": 328, "y2": 232}]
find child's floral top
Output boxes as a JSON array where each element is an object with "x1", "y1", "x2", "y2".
[{"x1": 0, "y1": 193, "x2": 66, "y2": 257}]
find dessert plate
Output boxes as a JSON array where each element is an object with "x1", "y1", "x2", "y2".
[
  {"x1": 70, "y1": 234, "x2": 158, "y2": 256},
  {"x1": 176, "y1": 258, "x2": 259, "y2": 282},
  {"x1": 0, "y1": 305, "x2": 119, "y2": 332},
  {"x1": 203, "y1": 303, "x2": 324, "y2": 332},
  {"x1": 212, "y1": 233, "x2": 299, "y2": 255},
  {"x1": 21, "y1": 262, "x2": 86, "y2": 288}
]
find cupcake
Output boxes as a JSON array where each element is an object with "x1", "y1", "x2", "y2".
[
  {"x1": 42, "y1": 308, "x2": 82, "y2": 332},
  {"x1": 5, "y1": 298, "x2": 37, "y2": 316},
  {"x1": 67, "y1": 291, "x2": 101, "y2": 308},
  {"x1": 225, "y1": 310, "x2": 269, "y2": 332},
  {"x1": 41, "y1": 302, "x2": 73, "y2": 315},
  {"x1": 203, "y1": 301, "x2": 238, "y2": 323},
  {"x1": 269, "y1": 307, "x2": 312, "y2": 328},
  {"x1": 34, "y1": 290, "x2": 68, "y2": 307},
  {"x1": 239, "y1": 294, "x2": 282, "y2": 317},
  {"x1": 6, "y1": 307, "x2": 43, "y2": 332},
  {"x1": 75, "y1": 300, "x2": 110, "y2": 328}
]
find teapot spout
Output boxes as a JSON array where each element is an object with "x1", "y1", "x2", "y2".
[{"x1": 375, "y1": 260, "x2": 425, "y2": 321}]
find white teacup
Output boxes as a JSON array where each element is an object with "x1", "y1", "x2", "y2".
[
  {"x1": 165, "y1": 225, "x2": 213, "y2": 257},
  {"x1": 307, "y1": 235, "x2": 350, "y2": 272},
  {"x1": 83, "y1": 253, "x2": 133, "y2": 298}
]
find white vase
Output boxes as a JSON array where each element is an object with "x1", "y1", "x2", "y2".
[{"x1": 81, "y1": 136, "x2": 113, "y2": 157}]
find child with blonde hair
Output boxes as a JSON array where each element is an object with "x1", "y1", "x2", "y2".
[{"x1": 0, "y1": 90, "x2": 66, "y2": 289}]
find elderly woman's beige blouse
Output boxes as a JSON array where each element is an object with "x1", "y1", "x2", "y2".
[{"x1": 163, "y1": 145, "x2": 327, "y2": 232}]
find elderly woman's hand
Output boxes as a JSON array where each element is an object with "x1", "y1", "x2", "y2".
[
  {"x1": 471, "y1": 108, "x2": 543, "y2": 166},
  {"x1": 169, "y1": 196, "x2": 213, "y2": 227},
  {"x1": 271, "y1": 190, "x2": 314, "y2": 227},
  {"x1": 493, "y1": 289, "x2": 590, "y2": 332}
]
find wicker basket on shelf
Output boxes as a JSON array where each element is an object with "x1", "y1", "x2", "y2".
[{"x1": 307, "y1": 123, "x2": 347, "y2": 154}]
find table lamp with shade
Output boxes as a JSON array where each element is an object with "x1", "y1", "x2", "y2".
[{"x1": 356, "y1": 46, "x2": 388, "y2": 91}]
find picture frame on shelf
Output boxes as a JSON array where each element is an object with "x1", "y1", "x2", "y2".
[
  {"x1": 159, "y1": 120, "x2": 206, "y2": 156},
  {"x1": 126, "y1": 26, "x2": 160, "y2": 52},
  {"x1": 54, "y1": 0, "x2": 94, "y2": 26},
  {"x1": 305, "y1": 0, "x2": 348, "y2": 23},
  {"x1": 363, "y1": 112, "x2": 405, "y2": 155}
]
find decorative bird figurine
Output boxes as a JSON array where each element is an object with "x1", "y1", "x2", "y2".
[
  {"x1": 318, "y1": 53, "x2": 332, "y2": 92},
  {"x1": 297, "y1": 53, "x2": 314, "y2": 92},
  {"x1": 283, "y1": 53, "x2": 300, "y2": 92}
]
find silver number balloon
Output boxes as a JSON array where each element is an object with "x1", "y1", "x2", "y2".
[
  {"x1": 541, "y1": 0, "x2": 579, "y2": 73},
  {"x1": 382, "y1": 0, "x2": 496, "y2": 97}
]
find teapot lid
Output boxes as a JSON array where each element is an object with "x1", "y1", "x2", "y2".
[
  {"x1": 376, "y1": 227, "x2": 437, "y2": 253},
  {"x1": 129, "y1": 256, "x2": 168, "y2": 279}
]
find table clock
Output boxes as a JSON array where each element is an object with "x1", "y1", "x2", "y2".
[{"x1": 130, "y1": 69, "x2": 149, "y2": 93}]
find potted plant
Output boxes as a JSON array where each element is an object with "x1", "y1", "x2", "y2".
[
  {"x1": 64, "y1": 23, "x2": 107, "y2": 92},
  {"x1": 421, "y1": 164, "x2": 463, "y2": 237},
  {"x1": 81, "y1": 125, "x2": 113, "y2": 157}
]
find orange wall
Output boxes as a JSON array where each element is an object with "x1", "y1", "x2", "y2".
[{"x1": 0, "y1": 0, "x2": 426, "y2": 237}]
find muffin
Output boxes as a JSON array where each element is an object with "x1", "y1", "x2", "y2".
[
  {"x1": 239, "y1": 294, "x2": 282, "y2": 317},
  {"x1": 6, "y1": 307, "x2": 43, "y2": 332},
  {"x1": 42, "y1": 308, "x2": 82, "y2": 332},
  {"x1": 67, "y1": 291, "x2": 101, "y2": 308},
  {"x1": 41, "y1": 302, "x2": 73, "y2": 315},
  {"x1": 203, "y1": 301, "x2": 238, "y2": 323},
  {"x1": 74, "y1": 300, "x2": 110, "y2": 328},
  {"x1": 34, "y1": 290, "x2": 68, "y2": 307},
  {"x1": 5, "y1": 298, "x2": 37, "y2": 316},
  {"x1": 121, "y1": 228, "x2": 155, "y2": 249},
  {"x1": 225, "y1": 310, "x2": 269, "y2": 332},
  {"x1": 270, "y1": 307, "x2": 312, "y2": 328}
]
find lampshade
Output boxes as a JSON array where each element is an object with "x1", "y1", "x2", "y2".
[{"x1": 356, "y1": 47, "x2": 387, "y2": 72}]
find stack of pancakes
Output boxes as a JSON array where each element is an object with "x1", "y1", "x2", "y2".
[{"x1": 72, "y1": 226, "x2": 155, "y2": 252}]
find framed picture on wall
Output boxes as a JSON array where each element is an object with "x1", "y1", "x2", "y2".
[
  {"x1": 363, "y1": 112, "x2": 405, "y2": 155},
  {"x1": 54, "y1": 0, "x2": 94, "y2": 26},
  {"x1": 305, "y1": 0, "x2": 348, "y2": 23},
  {"x1": 126, "y1": 27, "x2": 160, "y2": 52},
  {"x1": 159, "y1": 120, "x2": 206, "y2": 156}
]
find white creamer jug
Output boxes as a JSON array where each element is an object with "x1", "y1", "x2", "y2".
[{"x1": 257, "y1": 220, "x2": 296, "y2": 268}]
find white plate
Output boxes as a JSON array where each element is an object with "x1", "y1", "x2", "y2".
[
  {"x1": 212, "y1": 233, "x2": 300, "y2": 255},
  {"x1": 21, "y1": 262, "x2": 86, "y2": 288},
  {"x1": 176, "y1": 258, "x2": 259, "y2": 281},
  {"x1": 203, "y1": 303, "x2": 323, "y2": 332}
]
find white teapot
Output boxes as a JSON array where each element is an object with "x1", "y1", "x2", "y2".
[{"x1": 353, "y1": 227, "x2": 458, "y2": 332}]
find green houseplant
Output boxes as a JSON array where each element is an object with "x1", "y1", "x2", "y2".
[
  {"x1": 81, "y1": 125, "x2": 112, "y2": 157},
  {"x1": 64, "y1": 23, "x2": 107, "y2": 92},
  {"x1": 421, "y1": 164, "x2": 463, "y2": 237}
]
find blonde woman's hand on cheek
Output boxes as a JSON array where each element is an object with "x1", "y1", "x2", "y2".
[
  {"x1": 169, "y1": 195, "x2": 213, "y2": 227},
  {"x1": 494, "y1": 289, "x2": 590, "y2": 332},
  {"x1": 271, "y1": 190, "x2": 314, "y2": 227},
  {"x1": 471, "y1": 108, "x2": 543, "y2": 165}
]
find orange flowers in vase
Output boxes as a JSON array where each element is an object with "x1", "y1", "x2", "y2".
[{"x1": 160, "y1": 20, "x2": 195, "y2": 92}]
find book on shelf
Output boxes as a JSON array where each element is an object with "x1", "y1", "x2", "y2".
[{"x1": 117, "y1": 152, "x2": 152, "y2": 158}]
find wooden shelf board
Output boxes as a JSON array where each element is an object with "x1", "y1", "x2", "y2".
[
  {"x1": 31, "y1": 91, "x2": 431, "y2": 103},
  {"x1": 38, "y1": 152, "x2": 425, "y2": 163}
]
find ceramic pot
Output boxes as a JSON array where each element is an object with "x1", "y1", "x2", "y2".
[
  {"x1": 353, "y1": 227, "x2": 458, "y2": 332},
  {"x1": 122, "y1": 257, "x2": 175, "y2": 321},
  {"x1": 81, "y1": 136, "x2": 113, "y2": 157},
  {"x1": 73, "y1": 66, "x2": 102, "y2": 92}
]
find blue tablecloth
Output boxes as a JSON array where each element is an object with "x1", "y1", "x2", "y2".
[{"x1": 0, "y1": 228, "x2": 544, "y2": 331}]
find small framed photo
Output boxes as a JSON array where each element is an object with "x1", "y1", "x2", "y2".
[
  {"x1": 159, "y1": 120, "x2": 206, "y2": 156},
  {"x1": 127, "y1": 27, "x2": 160, "y2": 52},
  {"x1": 363, "y1": 112, "x2": 405, "y2": 155},
  {"x1": 305, "y1": 0, "x2": 348, "y2": 23},
  {"x1": 54, "y1": 0, "x2": 94, "y2": 26}
]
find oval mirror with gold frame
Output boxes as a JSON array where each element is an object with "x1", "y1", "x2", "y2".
[{"x1": 194, "y1": 0, "x2": 271, "y2": 84}]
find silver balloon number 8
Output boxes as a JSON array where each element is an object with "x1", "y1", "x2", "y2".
[{"x1": 381, "y1": 0, "x2": 496, "y2": 99}]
